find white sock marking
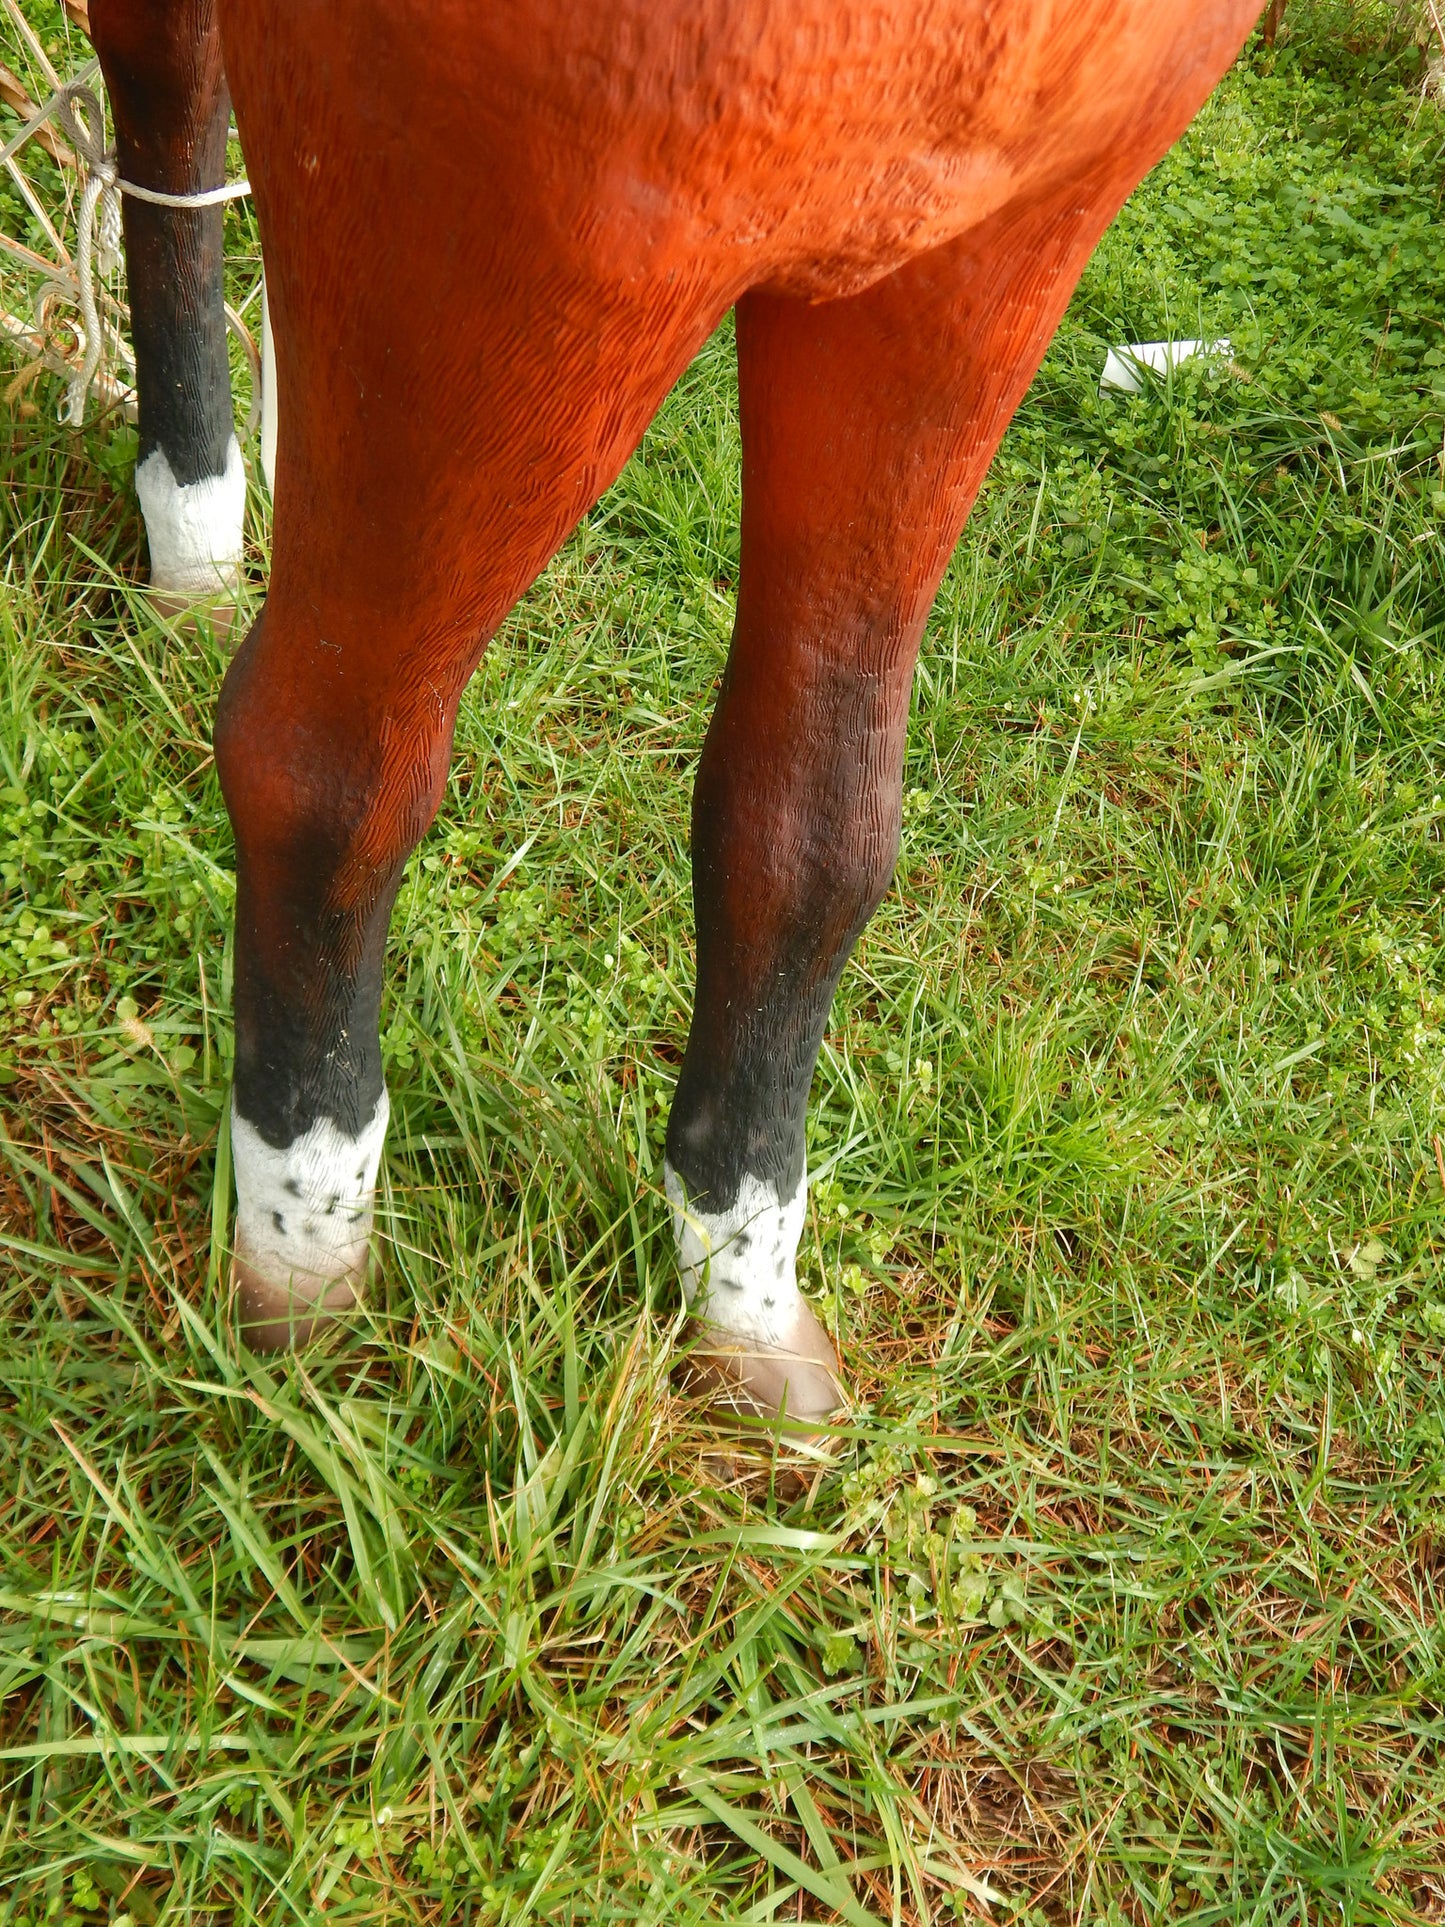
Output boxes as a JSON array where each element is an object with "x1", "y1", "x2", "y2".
[
  {"x1": 664, "y1": 1160, "x2": 808, "y2": 1347},
  {"x1": 231, "y1": 1090, "x2": 389, "y2": 1289},
  {"x1": 134, "y1": 435, "x2": 246, "y2": 595}
]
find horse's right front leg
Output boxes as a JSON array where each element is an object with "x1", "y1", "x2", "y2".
[
  {"x1": 213, "y1": 600, "x2": 449, "y2": 1346},
  {"x1": 210, "y1": 0, "x2": 726, "y2": 1344}
]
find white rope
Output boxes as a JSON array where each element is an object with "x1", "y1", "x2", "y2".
[
  {"x1": 112, "y1": 175, "x2": 252, "y2": 209},
  {"x1": 0, "y1": 57, "x2": 97, "y2": 170},
  {"x1": 45, "y1": 80, "x2": 251, "y2": 423}
]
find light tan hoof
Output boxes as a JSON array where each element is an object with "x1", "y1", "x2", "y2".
[
  {"x1": 679, "y1": 1298, "x2": 848, "y2": 1436},
  {"x1": 232, "y1": 1247, "x2": 367, "y2": 1351},
  {"x1": 147, "y1": 584, "x2": 244, "y2": 641}
]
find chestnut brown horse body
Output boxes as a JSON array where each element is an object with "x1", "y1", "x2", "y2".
[{"x1": 87, "y1": 0, "x2": 1260, "y2": 1424}]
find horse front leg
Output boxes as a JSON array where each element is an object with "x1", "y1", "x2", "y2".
[
  {"x1": 210, "y1": 0, "x2": 734, "y2": 1347},
  {"x1": 666, "y1": 182, "x2": 1145, "y2": 1426},
  {"x1": 88, "y1": 0, "x2": 242, "y2": 608},
  {"x1": 213, "y1": 606, "x2": 452, "y2": 1347}
]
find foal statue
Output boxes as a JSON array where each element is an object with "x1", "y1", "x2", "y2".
[{"x1": 85, "y1": 0, "x2": 1261, "y2": 1424}]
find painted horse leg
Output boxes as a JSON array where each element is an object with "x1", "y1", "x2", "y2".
[
  {"x1": 88, "y1": 0, "x2": 242, "y2": 605},
  {"x1": 212, "y1": 28, "x2": 723, "y2": 1342},
  {"x1": 665, "y1": 182, "x2": 1141, "y2": 1424},
  {"x1": 214, "y1": 307, "x2": 710, "y2": 1347},
  {"x1": 214, "y1": 393, "x2": 703, "y2": 1344},
  {"x1": 215, "y1": 602, "x2": 431, "y2": 1347}
]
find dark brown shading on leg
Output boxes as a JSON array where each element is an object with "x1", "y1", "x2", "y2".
[{"x1": 667, "y1": 174, "x2": 1173, "y2": 1421}]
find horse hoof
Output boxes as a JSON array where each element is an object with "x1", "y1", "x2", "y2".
[
  {"x1": 679, "y1": 1299, "x2": 848, "y2": 1435},
  {"x1": 231, "y1": 1246, "x2": 367, "y2": 1351},
  {"x1": 147, "y1": 585, "x2": 244, "y2": 641}
]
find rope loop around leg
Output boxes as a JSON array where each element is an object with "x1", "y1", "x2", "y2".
[{"x1": 45, "y1": 79, "x2": 251, "y2": 423}]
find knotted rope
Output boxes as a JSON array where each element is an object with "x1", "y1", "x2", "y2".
[{"x1": 46, "y1": 80, "x2": 252, "y2": 423}]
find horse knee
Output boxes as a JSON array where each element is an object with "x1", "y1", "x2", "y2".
[
  {"x1": 215, "y1": 619, "x2": 448, "y2": 885},
  {"x1": 823, "y1": 789, "x2": 904, "y2": 934}
]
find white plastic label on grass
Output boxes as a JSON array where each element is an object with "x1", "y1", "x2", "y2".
[{"x1": 1099, "y1": 338, "x2": 1232, "y2": 395}]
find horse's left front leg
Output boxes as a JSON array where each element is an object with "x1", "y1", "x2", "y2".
[{"x1": 666, "y1": 185, "x2": 1138, "y2": 1427}]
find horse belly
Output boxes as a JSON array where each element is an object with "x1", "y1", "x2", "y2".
[{"x1": 465, "y1": 0, "x2": 1261, "y2": 301}]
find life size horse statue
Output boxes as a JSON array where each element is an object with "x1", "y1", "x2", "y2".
[{"x1": 84, "y1": 0, "x2": 1261, "y2": 1427}]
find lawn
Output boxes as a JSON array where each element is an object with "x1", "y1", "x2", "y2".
[{"x1": 3, "y1": 2, "x2": 1445, "y2": 1921}]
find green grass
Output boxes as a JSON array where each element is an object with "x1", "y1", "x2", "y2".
[{"x1": 4, "y1": 4, "x2": 1445, "y2": 1921}]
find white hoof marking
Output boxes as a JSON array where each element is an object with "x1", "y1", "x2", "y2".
[
  {"x1": 664, "y1": 1160, "x2": 808, "y2": 1348},
  {"x1": 231, "y1": 1090, "x2": 389, "y2": 1290},
  {"x1": 135, "y1": 435, "x2": 246, "y2": 596}
]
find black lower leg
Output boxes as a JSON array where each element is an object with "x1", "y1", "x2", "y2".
[
  {"x1": 213, "y1": 615, "x2": 455, "y2": 1153},
  {"x1": 212, "y1": 609, "x2": 458, "y2": 1340},
  {"x1": 665, "y1": 654, "x2": 905, "y2": 1213},
  {"x1": 90, "y1": 0, "x2": 240, "y2": 590}
]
